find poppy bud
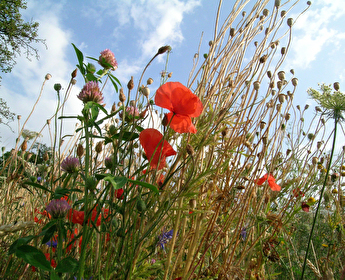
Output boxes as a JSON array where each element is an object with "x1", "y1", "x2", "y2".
[
  {"x1": 285, "y1": 113, "x2": 291, "y2": 121},
  {"x1": 333, "y1": 82, "x2": 340, "y2": 91},
  {"x1": 119, "y1": 88, "x2": 126, "y2": 103},
  {"x1": 275, "y1": 0, "x2": 280, "y2": 7},
  {"x1": 253, "y1": 81, "x2": 260, "y2": 91},
  {"x1": 292, "y1": 78, "x2": 298, "y2": 87},
  {"x1": 260, "y1": 121, "x2": 266, "y2": 130},
  {"x1": 267, "y1": 71, "x2": 272, "y2": 78},
  {"x1": 189, "y1": 199, "x2": 197, "y2": 209},
  {"x1": 281, "y1": 10, "x2": 287, "y2": 17},
  {"x1": 21, "y1": 140, "x2": 27, "y2": 151},
  {"x1": 278, "y1": 94, "x2": 285, "y2": 103},
  {"x1": 45, "y1": 73, "x2": 52, "y2": 80},
  {"x1": 281, "y1": 47, "x2": 286, "y2": 55},
  {"x1": 157, "y1": 45, "x2": 172, "y2": 55},
  {"x1": 263, "y1": 9, "x2": 269, "y2": 16},
  {"x1": 136, "y1": 199, "x2": 146, "y2": 212},
  {"x1": 71, "y1": 79, "x2": 77, "y2": 85},
  {"x1": 312, "y1": 157, "x2": 318, "y2": 165},
  {"x1": 287, "y1": 18, "x2": 293, "y2": 27},
  {"x1": 142, "y1": 86, "x2": 150, "y2": 97},
  {"x1": 47, "y1": 119, "x2": 51, "y2": 125},
  {"x1": 162, "y1": 114, "x2": 169, "y2": 127},
  {"x1": 54, "y1": 83, "x2": 62, "y2": 92},
  {"x1": 278, "y1": 71, "x2": 285, "y2": 81},
  {"x1": 71, "y1": 68, "x2": 78, "y2": 78},
  {"x1": 127, "y1": 76, "x2": 134, "y2": 90}
]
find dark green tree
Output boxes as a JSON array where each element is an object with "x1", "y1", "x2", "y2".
[{"x1": 0, "y1": 0, "x2": 45, "y2": 77}]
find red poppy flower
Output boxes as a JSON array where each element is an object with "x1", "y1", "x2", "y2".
[
  {"x1": 67, "y1": 209, "x2": 85, "y2": 225},
  {"x1": 44, "y1": 253, "x2": 57, "y2": 268},
  {"x1": 139, "y1": 128, "x2": 176, "y2": 170},
  {"x1": 256, "y1": 174, "x2": 281, "y2": 191},
  {"x1": 114, "y1": 188, "x2": 124, "y2": 199},
  {"x1": 302, "y1": 202, "x2": 310, "y2": 212},
  {"x1": 155, "y1": 82, "x2": 203, "y2": 133}
]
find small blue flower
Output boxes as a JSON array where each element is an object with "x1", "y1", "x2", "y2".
[
  {"x1": 46, "y1": 240, "x2": 58, "y2": 248},
  {"x1": 158, "y1": 229, "x2": 174, "y2": 250},
  {"x1": 240, "y1": 227, "x2": 247, "y2": 241},
  {"x1": 37, "y1": 176, "x2": 42, "y2": 182}
]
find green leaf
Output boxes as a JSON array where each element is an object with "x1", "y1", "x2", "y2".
[
  {"x1": 86, "y1": 72, "x2": 98, "y2": 82},
  {"x1": 50, "y1": 271, "x2": 61, "y2": 280},
  {"x1": 41, "y1": 224, "x2": 57, "y2": 244},
  {"x1": 55, "y1": 256, "x2": 79, "y2": 273},
  {"x1": 72, "y1": 43, "x2": 85, "y2": 75},
  {"x1": 9, "y1": 235, "x2": 36, "y2": 255},
  {"x1": 110, "y1": 73, "x2": 122, "y2": 86},
  {"x1": 113, "y1": 131, "x2": 139, "y2": 141},
  {"x1": 16, "y1": 245, "x2": 52, "y2": 271},
  {"x1": 23, "y1": 181, "x2": 52, "y2": 193},
  {"x1": 96, "y1": 174, "x2": 128, "y2": 189},
  {"x1": 109, "y1": 75, "x2": 119, "y2": 92},
  {"x1": 128, "y1": 179, "x2": 159, "y2": 194}
]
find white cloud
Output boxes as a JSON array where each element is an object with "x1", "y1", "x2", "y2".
[{"x1": 290, "y1": 1, "x2": 345, "y2": 69}]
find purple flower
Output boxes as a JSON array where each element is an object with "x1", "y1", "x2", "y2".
[
  {"x1": 158, "y1": 229, "x2": 174, "y2": 250},
  {"x1": 61, "y1": 156, "x2": 80, "y2": 173},
  {"x1": 99, "y1": 49, "x2": 118, "y2": 70},
  {"x1": 46, "y1": 199, "x2": 71, "y2": 219},
  {"x1": 46, "y1": 240, "x2": 58, "y2": 248},
  {"x1": 78, "y1": 81, "x2": 104, "y2": 104},
  {"x1": 37, "y1": 176, "x2": 42, "y2": 182}
]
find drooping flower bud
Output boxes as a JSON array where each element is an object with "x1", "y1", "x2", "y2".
[
  {"x1": 119, "y1": 88, "x2": 126, "y2": 103},
  {"x1": 77, "y1": 144, "x2": 84, "y2": 157},
  {"x1": 127, "y1": 76, "x2": 134, "y2": 90},
  {"x1": 71, "y1": 68, "x2": 78, "y2": 78},
  {"x1": 157, "y1": 45, "x2": 172, "y2": 55}
]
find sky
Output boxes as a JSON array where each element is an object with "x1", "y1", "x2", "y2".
[{"x1": 1, "y1": 0, "x2": 345, "y2": 152}]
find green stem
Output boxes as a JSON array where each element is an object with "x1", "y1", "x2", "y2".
[{"x1": 301, "y1": 116, "x2": 338, "y2": 279}]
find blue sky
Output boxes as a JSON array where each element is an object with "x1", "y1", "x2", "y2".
[{"x1": 1, "y1": 0, "x2": 345, "y2": 150}]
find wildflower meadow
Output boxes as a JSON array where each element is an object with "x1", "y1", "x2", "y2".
[{"x1": 1, "y1": 1, "x2": 345, "y2": 279}]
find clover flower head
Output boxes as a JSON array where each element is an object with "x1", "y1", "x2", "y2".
[
  {"x1": 78, "y1": 81, "x2": 104, "y2": 104},
  {"x1": 61, "y1": 156, "x2": 80, "y2": 173},
  {"x1": 46, "y1": 199, "x2": 71, "y2": 219},
  {"x1": 158, "y1": 229, "x2": 174, "y2": 250},
  {"x1": 308, "y1": 84, "x2": 345, "y2": 120},
  {"x1": 99, "y1": 49, "x2": 118, "y2": 70}
]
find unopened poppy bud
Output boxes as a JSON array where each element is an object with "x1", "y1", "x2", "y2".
[
  {"x1": 278, "y1": 94, "x2": 285, "y2": 103},
  {"x1": 307, "y1": 1, "x2": 311, "y2": 5},
  {"x1": 276, "y1": 104, "x2": 282, "y2": 112},
  {"x1": 267, "y1": 71, "x2": 272, "y2": 78},
  {"x1": 43, "y1": 151, "x2": 49, "y2": 161},
  {"x1": 168, "y1": 72, "x2": 172, "y2": 78},
  {"x1": 157, "y1": 45, "x2": 172, "y2": 54},
  {"x1": 47, "y1": 119, "x2": 51, "y2": 125},
  {"x1": 186, "y1": 144, "x2": 194, "y2": 156},
  {"x1": 317, "y1": 141, "x2": 323, "y2": 149},
  {"x1": 333, "y1": 82, "x2": 340, "y2": 91},
  {"x1": 281, "y1": 10, "x2": 287, "y2": 17},
  {"x1": 290, "y1": 69, "x2": 295, "y2": 75},
  {"x1": 77, "y1": 144, "x2": 84, "y2": 157},
  {"x1": 147, "y1": 78, "x2": 154, "y2": 85},
  {"x1": 119, "y1": 88, "x2": 126, "y2": 103},
  {"x1": 292, "y1": 78, "x2": 298, "y2": 87},
  {"x1": 253, "y1": 81, "x2": 260, "y2": 91},
  {"x1": 315, "y1": 106, "x2": 322, "y2": 112},
  {"x1": 304, "y1": 104, "x2": 309, "y2": 110},
  {"x1": 230, "y1": 28, "x2": 235, "y2": 37},
  {"x1": 260, "y1": 55, "x2": 267, "y2": 63},
  {"x1": 45, "y1": 73, "x2": 52, "y2": 80},
  {"x1": 54, "y1": 83, "x2": 62, "y2": 92},
  {"x1": 71, "y1": 68, "x2": 78, "y2": 78},
  {"x1": 162, "y1": 114, "x2": 169, "y2": 126},
  {"x1": 142, "y1": 86, "x2": 150, "y2": 97},
  {"x1": 222, "y1": 127, "x2": 228, "y2": 137},
  {"x1": 95, "y1": 141, "x2": 103, "y2": 153},
  {"x1": 21, "y1": 140, "x2": 27, "y2": 151},
  {"x1": 127, "y1": 76, "x2": 134, "y2": 90},
  {"x1": 286, "y1": 149, "x2": 291, "y2": 156}
]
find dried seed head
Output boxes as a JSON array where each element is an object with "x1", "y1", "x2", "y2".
[
  {"x1": 21, "y1": 140, "x2": 27, "y2": 151},
  {"x1": 168, "y1": 72, "x2": 173, "y2": 78},
  {"x1": 287, "y1": 18, "x2": 293, "y2": 27},
  {"x1": 307, "y1": 1, "x2": 311, "y2": 5},
  {"x1": 230, "y1": 28, "x2": 235, "y2": 37},
  {"x1": 262, "y1": 136, "x2": 268, "y2": 145},
  {"x1": 281, "y1": 10, "x2": 287, "y2": 17},
  {"x1": 292, "y1": 78, "x2": 298, "y2": 87},
  {"x1": 95, "y1": 141, "x2": 103, "y2": 154},
  {"x1": 271, "y1": 89, "x2": 276, "y2": 96},
  {"x1": 254, "y1": 41, "x2": 258, "y2": 47},
  {"x1": 317, "y1": 141, "x2": 323, "y2": 149},
  {"x1": 45, "y1": 73, "x2": 52, "y2": 80},
  {"x1": 333, "y1": 82, "x2": 340, "y2": 91},
  {"x1": 275, "y1": 0, "x2": 281, "y2": 7},
  {"x1": 278, "y1": 94, "x2": 285, "y2": 103},
  {"x1": 189, "y1": 199, "x2": 197, "y2": 209},
  {"x1": 209, "y1": 40, "x2": 213, "y2": 46},
  {"x1": 276, "y1": 104, "x2": 282, "y2": 112},
  {"x1": 286, "y1": 149, "x2": 291, "y2": 156},
  {"x1": 77, "y1": 143, "x2": 84, "y2": 157},
  {"x1": 43, "y1": 151, "x2": 49, "y2": 161},
  {"x1": 253, "y1": 81, "x2": 260, "y2": 91},
  {"x1": 71, "y1": 79, "x2": 77, "y2": 85},
  {"x1": 304, "y1": 104, "x2": 309, "y2": 110},
  {"x1": 119, "y1": 88, "x2": 126, "y2": 103},
  {"x1": 277, "y1": 81, "x2": 283, "y2": 90},
  {"x1": 260, "y1": 55, "x2": 268, "y2": 63},
  {"x1": 186, "y1": 144, "x2": 194, "y2": 156},
  {"x1": 242, "y1": 11, "x2": 246, "y2": 17},
  {"x1": 147, "y1": 78, "x2": 154, "y2": 85},
  {"x1": 315, "y1": 106, "x2": 322, "y2": 112},
  {"x1": 267, "y1": 71, "x2": 272, "y2": 78},
  {"x1": 157, "y1": 45, "x2": 172, "y2": 54},
  {"x1": 127, "y1": 76, "x2": 134, "y2": 90},
  {"x1": 285, "y1": 113, "x2": 291, "y2": 121},
  {"x1": 263, "y1": 9, "x2": 269, "y2": 16},
  {"x1": 270, "y1": 82, "x2": 275, "y2": 89},
  {"x1": 260, "y1": 121, "x2": 266, "y2": 130},
  {"x1": 290, "y1": 69, "x2": 295, "y2": 75},
  {"x1": 142, "y1": 86, "x2": 150, "y2": 97},
  {"x1": 278, "y1": 71, "x2": 285, "y2": 81},
  {"x1": 312, "y1": 157, "x2": 318, "y2": 165},
  {"x1": 71, "y1": 68, "x2": 78, "y2": 78},
  {"x1": 111, "y1": 102, "x2": 116, "y2": 113}
]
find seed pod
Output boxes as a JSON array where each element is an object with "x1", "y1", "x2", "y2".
[
  {"x1": 281, "y1": 10, "x2": 286, "y2": 17},
  {"x1": 270, "y1": 82, "x2": 275, "y2": 89},
  {"x1": 147, "y1": 78, "x2": 153, "y2": 85},
  {"x1": 277, "y1": 81, "x2": 283, "y2": 90},
  {"x1": 312, "y1": 157, "x2": 318, "y2": 165},
  {"x1": 267, "y1": 71, "x2": 272, "y2": 78},
  {"x1": 95, "y1": 141, "x2": 103, "y2": 153},
  {"x1": 278, "y1": 71, "x2": 285, "y2": 81},
  {"x1": 285, "y1": 113, "x2": 291, "y2": 121},
  {"x1": 292, "y1": 78, "x2": 298, "y2": 87},
  {"x1": 230, "y1": 28, "x2": 235, "y2": 37},
  {"x1": 260, "y1": 121, "x2": 266, "y2": 130},
  {"x1": 253, "y1": 81, "x2": 260, "y2": 91},
  {"x1": 71, "y1": 79, "x2": 77, "y2": 85},
  {"x1": 263, "y1": 9, "x2": 269, "y2": 16},
  {"x1": 286, "y1": 149, "x2": 291, "y2": 156},
  {"x1": 290, "y1": 69, "x2": 295, "y2": 75},
  {"x1": 278, "y1": 94, "x2": 285, "y2": 103},
  {"x1": 142, "y1": 86, "x2": 150, "y2": 97},
  {"x1": 307, "y1": 1, "x2": 311, "y2": 5},
  {"x1": 77, "y1": 144, "x2": 84, "y2": 157},
  {"x1": 317, "y1": 141, "x2": 323, "y2": 149},
  {"x1": 45, "y1": 73, "x2": 52, "y2": 80},
  {"x1": 21, "y1": 140, "x2": 27, "y2": 151},
  {"x1": 260, "y1": 55, "x2": 268, "y2": 63},
  {"x1": 136, "y1": 199, "x2": 146, "y2": 212},
  {"x1": 275, "y1": 0, "x2": 281, "y2": 7},
  {"x1": 127, "y1": 76, "x2": 134, "y2": 90},
  {"x1": 54, "y1": 83, "x2": 62, "y2": 91},
  {"x1": 333, "y1": 82, "x2": 340, "y2": 91},
  {"x1": 271, "y1": 89, "x2": 276, "y2": 96},
  {"x1": 287, "y1": 18, "x2": 293, "y2": 27},
  {"x1": 71, "y1": 68, "x2": 78, "y2": 78},
  {"x1": 119, "y1": 88, "x2": 126, "y2": 103},
  {"x1": 276, "y1": 104, "x2": 282, "y2": 112},
  {"x1": 262, "y1": 136, "x2": 268, "y2": 145}
]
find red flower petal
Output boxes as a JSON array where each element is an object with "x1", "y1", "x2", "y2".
[
  {"x1": 139, "y1": 128, "x2": 176, "y2": 170},
  {"x1": 67, "y1": 209, "x2": 85, "y2": 225},
  {"x1": 256, "y1": 174, "x2": 281, "y2": 191},
  {"x1": 155, "y1": 82, "x2": 203, "y2": 133},
  {"x1": 302, "y1": 202, "x2": 310, "y2": 212},
  {"x1": 256, "y1": 174, "x2": 268, "y2": 185}
]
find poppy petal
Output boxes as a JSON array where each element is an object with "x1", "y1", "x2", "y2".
[
  {"x1": 165, "y1": 112, "x2": 197, "y2": 134},
  {"x1": 256, "y1": 174, "x2": 268, "y2": 185}
]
